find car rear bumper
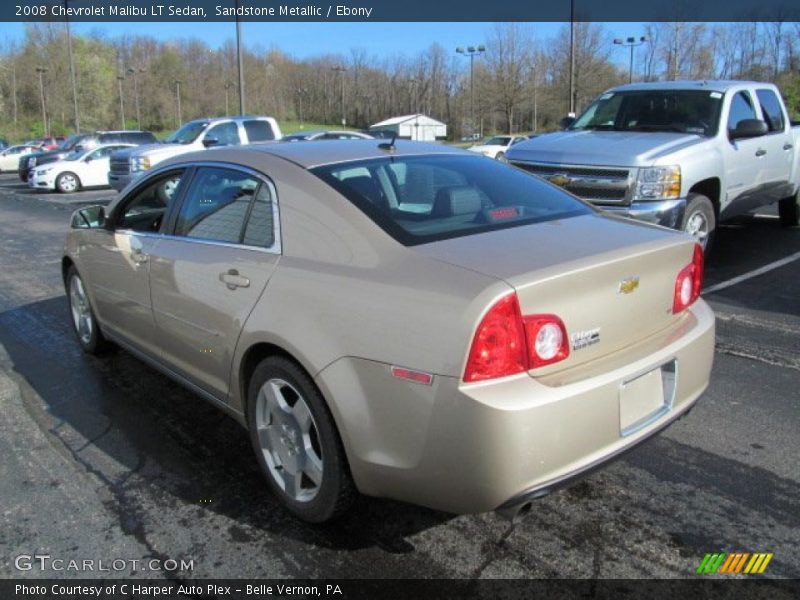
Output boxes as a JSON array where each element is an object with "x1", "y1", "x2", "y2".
[
  {"x1": 598, "y1": 198, "x2": 686, "y2": 229},
  {"x1": 315, "y1": 299, "x2": 714, "y2": 514}
]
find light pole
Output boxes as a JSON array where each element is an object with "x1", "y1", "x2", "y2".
[
  {"x1": 0, "y1": 63, "x2": 17, "y2": 140},
  {"x1": 360, "y1": 94, "x2": 371, "y2": 128},
  {"x1": 35, "y1": 67, "x2": 48, "y2": 137},
  {"x1": 224, "y1": 81, "x2": 235, "y2": 116},
  {"x1": 569, "y1": 0, "x2": 575, "y2": 116},
  {"x1": 614, "y1": 36, "x2": 648, "y2": 84},
  {"x1": 64, "y1": 0, "x2": 80, "y2": 133},
  {"x1": 331, "y1": 65, "x2": 347, "y2": 127},
  {"x1": 117, "y1": 74, "x2": 125, "y2": 129},
  {"x1": 126, "y1": 67, "x2": 144, "y2": 129},
  {"x1": 174, "y1": 79, "x2": 182, "y2": 126},
  {"x1": 456, "y1": 45, "x2": 485, "y2": 136},
  {"x1": 235, "y1": 0, "x2": 245, "y2": 115}
]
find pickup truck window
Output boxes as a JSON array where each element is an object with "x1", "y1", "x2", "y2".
[
  {"x1": 727, "y1": 91, "x2": 757, "y2": 132},
  {"x1": 755, "y1": 89, "x2": 786, "y2": 133},
  {"x1": 206, "y1": 122, "x2": 241, "y2": 146},
  {"x1": 571, "y1": 90, "x2": 722, "y2": 137},
  {"x1": 243, "y1": 120, "x2": 276, "y2": 142}
]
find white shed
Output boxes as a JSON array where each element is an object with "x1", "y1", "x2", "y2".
[{"x1": 369, "y1": 114, "x2": 447, "y2": 142}]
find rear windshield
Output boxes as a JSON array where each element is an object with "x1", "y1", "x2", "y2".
[{"x1": 311, "y1": 154, "x2": 592, "y2": 246}]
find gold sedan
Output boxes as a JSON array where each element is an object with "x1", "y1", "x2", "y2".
[{"x1": 63, "y1": 140, "x2": 715, "y2": 522}]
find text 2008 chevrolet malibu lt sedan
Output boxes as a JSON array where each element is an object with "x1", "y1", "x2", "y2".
[{"x1": 63, "y1": 140, "x2": 714, "y2": 522}]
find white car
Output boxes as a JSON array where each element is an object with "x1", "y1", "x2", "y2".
[
  {"x1": 0, "y1": 144, "x2": 38, "y2": 172},
  {"x1": 28, "y1": 144, "x2": 134, "y2": 193},
  {"x1": 468, "y1": 135, "x2": 528, "y2": 160}
]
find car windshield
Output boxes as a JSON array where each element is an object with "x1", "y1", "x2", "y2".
[
  {"x1": 484, "y1": 136, "x2": 511, "y2": 146},
  {"x1": 163, "y1": 121, "x2": 208, "y2": 144},
  {"x1": 59, "y1": 135, "x2": 82, "y2": 151},
  {"x1": 571, "y1": 90, "x2": 723, "y2": 136},
  {"x1": 311, "y1": 154, "x2": 592, "y2": 246}
]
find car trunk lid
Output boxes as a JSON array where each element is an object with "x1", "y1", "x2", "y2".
[{"x1": 413, "y1": 214, "x2": 697, "y2": 374}]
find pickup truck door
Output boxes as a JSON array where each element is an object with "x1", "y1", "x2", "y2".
[
  {"x1": 754, "y1": 88, "x2": 795, "y2": 204},
  {"x1": 720, "y1": 90, "x2": 764, "y2": 219}
]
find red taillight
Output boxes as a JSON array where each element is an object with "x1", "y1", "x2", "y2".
[
  {"x1": 464, "y1": 293, "x2": 527, "y2": 382},
  {"x1": 672, "y1": 243, "x2": 704, "y2": 314},
  {"x1": 463, "y1": 293, "x2": 570, "y2": 382}
]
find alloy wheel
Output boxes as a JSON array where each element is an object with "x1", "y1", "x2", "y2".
[{"x1": 255, "y1": 378, "x2": 324, "y2": 502}]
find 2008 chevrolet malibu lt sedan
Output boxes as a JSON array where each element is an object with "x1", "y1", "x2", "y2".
[{"x1": 63, "y1": 140, "x2": 715, "y2": 522}]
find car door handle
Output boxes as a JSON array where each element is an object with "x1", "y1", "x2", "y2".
[
  {"x1": 784, "y1": 143, "x2": 793, "y2": 151},
  {"x1": 219, "y1": 269, "x2": 250, "y2": 290},
  {"x1": 755, "y1": 149, "x2": 767, "y2": 157}
]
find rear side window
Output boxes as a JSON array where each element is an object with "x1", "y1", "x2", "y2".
[
  {"x1": 727, "y1": 91, "x2": 757, "y2": 132},
  {"x1": 173, "y1": 167, "x2": 276, "y2": 248},
  {"x1": 311, "y1": 155, "x2": 592, "y2": 246},
  {"x1": 243, "y1": 120, "x2": 276, "y2": 142},
  {"x1": 755, "y1": 89, "x2": 785, "y2": 133}
]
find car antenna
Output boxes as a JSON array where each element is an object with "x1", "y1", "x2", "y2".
[{"x1": 378, "y1": 132, "x2": 397, "y2": 152}]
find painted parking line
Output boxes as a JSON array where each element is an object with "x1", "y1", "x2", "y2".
[{"x1": 704, "y1": 251, "x2": 800, "y2": 295}]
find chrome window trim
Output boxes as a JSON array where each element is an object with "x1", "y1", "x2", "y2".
[{"x1": 113, "y1": 160, "x2": 282, "y2": 255}]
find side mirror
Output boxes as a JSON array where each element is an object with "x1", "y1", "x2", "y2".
[
  {"x1": 730, "y1": 119, "x2": 768, "y2": 140},
  {"x1": 71, "y1": 205, "x2": 106, "y2": 229},
  {"x1": 559, "y1": 116, "x2": 576, "y2": 130},
  {"x1": 83, "y1": 156, "x2": 93, "y2": 162},
  {"x1": 202, "y1": 136, "x2": 220, "y2": 148}
]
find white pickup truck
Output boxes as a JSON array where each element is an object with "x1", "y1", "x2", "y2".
[
  {"x1": 506, "y1": 81, "x2": 800, "y2": 249},
  {"x1": 108, "y1": 116, "x2": 282, "y2": 192}
]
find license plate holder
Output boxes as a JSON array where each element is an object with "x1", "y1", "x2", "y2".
[{"x1": 619, "y1": 361, "x2": 676, "y2": 436}]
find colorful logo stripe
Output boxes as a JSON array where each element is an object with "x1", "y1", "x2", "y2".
[{"x1": 696, "y1": 552, "x2": 773, "y2": 574}]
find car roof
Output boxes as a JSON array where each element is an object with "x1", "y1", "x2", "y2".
[{"x1": 163, "y1": 139, "x2": 465, "y2": 170}]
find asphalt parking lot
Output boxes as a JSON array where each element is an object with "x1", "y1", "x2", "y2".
[{"x1": 0, "y1": 172, "x2": 797, "y2": 582}]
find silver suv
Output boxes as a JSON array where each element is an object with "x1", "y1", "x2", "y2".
[{"x1": 108, "y1": 116, "x2": 282, "y2": 192}]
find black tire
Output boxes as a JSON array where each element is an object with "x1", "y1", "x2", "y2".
[
  {"x1": 681, "y1": 193, "x2": 716, "y2": 253},
  {"x1": 495, "y1": 151, "x2": 505, "y2": 161},
  {"x1": 65, "y1": 266, "x2": 109, "y2": 354},
  {"x1": 778, "y1": 192, "x2": 799, "y2": 227},
  {"x1": 246, "y1": 356, "x2": 355, "y2": 522},
  {"x1": 56, "y1": 171, "x2": 81, "y2": 194},
  {"x1": 19, "y1": 171, "x2": 28, "y2": 183}
]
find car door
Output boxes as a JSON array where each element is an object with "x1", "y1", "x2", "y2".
[
  {"x1": 754, "y1": 88, "x2": 794, "y2": 204},
  {"x1": 148, "y1": 165, "x2": 280, "y2": 400},
  {"x1": 77, "y1": 169, "x2": 188, "y2": 355},
  {"x1": 720, "y1": 90, "x2": 763, "y2": 218}
]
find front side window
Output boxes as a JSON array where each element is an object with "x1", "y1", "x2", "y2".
[
  {"x1": 116, "y1": 170, "x2": 186, "y2": 232},
  {"x1": 727, "y1": 91, "x2": 757, "y2": 132},
  {"x1": 755, "y1": 89, "x2": 786, "y2": 133},
  {"x1": 173, "y1": 167, "x2": 274, "y2": 247},
  {"x1": 311, "y1": 155, "x2": 592, "y2": 246},
  {"x1": 164, "y1": 122, "x2": 208, "y2": 144},
  {"x1": 206, "y1": 122, "x2": 241, "y2": 146}
]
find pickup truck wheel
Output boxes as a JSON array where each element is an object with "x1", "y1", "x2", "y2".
[
  {"x1": 247, "y1": 356, "x2": 356, "y2": 522},
  {"x1": 681, "y1": 193, "x2": 715, "y2": 252},
  {"x1": 778, "y1": 193, "x2": 799, "y2": 227}
]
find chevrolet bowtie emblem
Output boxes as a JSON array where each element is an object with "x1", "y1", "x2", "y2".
[
  {"x1": 548, "y1": 173, "x2": 571, "y2": 187},
  {"x1": 618, "y1": 276, "x2": 640, "y2": 294}
]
